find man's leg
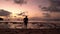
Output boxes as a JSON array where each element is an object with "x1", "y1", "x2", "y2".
[
  {"x1": 24, "y1": 22, "x2": 28, "y2": 29},
  {"x1": 24, "y1": 22, "x2": 27, "y2": 29}
]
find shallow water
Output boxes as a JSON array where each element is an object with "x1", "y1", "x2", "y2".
[{"x1": 0, "y1": 21, "x2": 60, "y2": 29}]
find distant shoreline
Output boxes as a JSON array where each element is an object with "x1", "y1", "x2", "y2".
[{"x1": 0, "y1": 21, "x2": 60, "y2": 23}]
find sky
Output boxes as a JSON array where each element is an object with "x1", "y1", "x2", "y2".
[
  {"x1": 0, "y1": 0, "x2": 49, "y2": 16},
  {"x1": 0, "y1": 0, "x2": 60, "y2": 21}
]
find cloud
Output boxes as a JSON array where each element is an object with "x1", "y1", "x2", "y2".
[
  {"x1": 41, "y1": 0, "x2": 60, "y2": 12},
  {"x1": 13, "y1": 0, "x2": 27, "y2": 5},
  {"x1": 50, "y1": 0, "x2": 60, "y2": 6},
  {"x1": 0, "y1": 9, "x2": 11, "y2": 16},
  {"x1": 18, "y1": 12, "x2": 25, "y2": 15},
  {"x1": 29, "y1": 17, "x2": 42, "y2": 21},
  {"x1": 17, "y1": 12, "x2": 27, "y2": 16}
]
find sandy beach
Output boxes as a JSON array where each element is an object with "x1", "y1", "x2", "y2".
[{"x1": 0, "y1": 28, "x2": 60, "y2": 34}]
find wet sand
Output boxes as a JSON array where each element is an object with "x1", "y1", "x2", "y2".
[
  {"x1": 0, "y1": 28, "x2": 60, "y2": 34},
  {"x1": 0, "y1": 21, "x2": 60, "y2": 34}
]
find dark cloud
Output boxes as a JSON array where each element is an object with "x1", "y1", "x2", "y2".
[
  {"x1": 50, "y1": 0, "x2": 60, "y2": 6},
  {"x1": 13, "y1": 0, "x2": 27, "y2": 5},
  {"x1": 41, "y1": 0, "x2": 60, "y2": 12},
  {"x1": 41, "y1": 7, "x2": 48, "y2": 11},
  {"x1": 29, "y1": 17, "x2": 44, "y2": 21},
  {"x1": 0, "y1": 9, "x2": 11, "y2": 16},
  {"x1": 18, "y1": 12, "x2": 25, "y2": 15},
  {"x1": 5, "y1": 0, "x2": 27, "y2": 5},
  {"x1": 17, "y1": 12, "x2": 27, "y2": 16}
]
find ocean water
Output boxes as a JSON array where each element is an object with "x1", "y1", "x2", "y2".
[{"x1": 0, "y1": 21, "x2": 60, "y2": 29}]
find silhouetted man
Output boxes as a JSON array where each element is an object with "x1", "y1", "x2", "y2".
[{"x1": 23, "y1": 16, "x2": 28, "y2": 28}]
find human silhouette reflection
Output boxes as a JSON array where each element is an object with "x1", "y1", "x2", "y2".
[{"x1": 23, "y1": 16, "x2": 28, "y2": 28}]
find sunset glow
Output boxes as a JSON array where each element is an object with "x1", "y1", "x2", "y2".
[
  {"x1": 0, "y1": 0, "x2": 59, "y2": 21},
  {"x1": 0, "y1": 0, "x2": 44, "y2": 18}
]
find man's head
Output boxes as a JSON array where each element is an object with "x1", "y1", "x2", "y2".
[{"x1": 25, "y1": 16, "x2": 27, "y2": 18}]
